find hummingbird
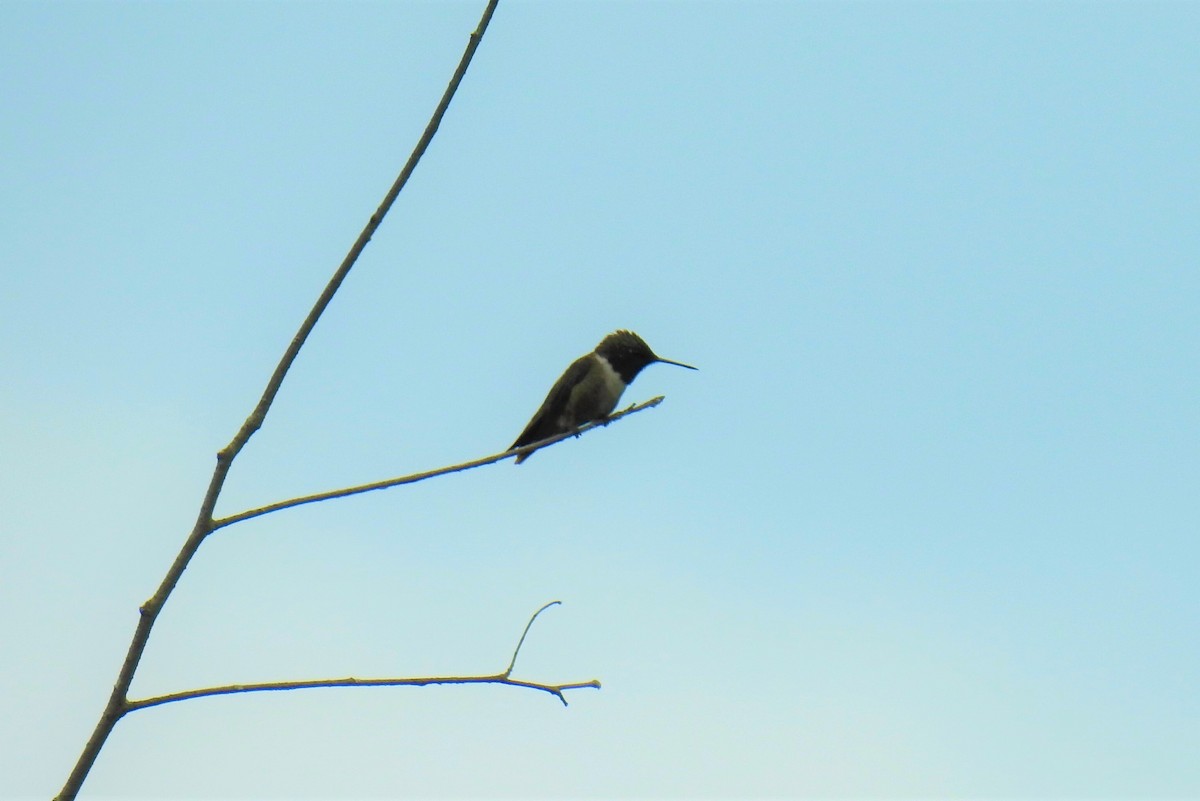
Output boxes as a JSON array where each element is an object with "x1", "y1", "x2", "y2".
[{"x1": 508, "y1": 329, "x2": 697, "y2": 464}]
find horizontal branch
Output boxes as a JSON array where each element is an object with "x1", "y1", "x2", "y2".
[
  {"x1": 125, "y1": 601, "x2": 598, "y2": 709},
  {"x1": 126, "y1": 674, "x2": 601, "y2": 710},
  {"x1": 212, "y1": 395, "x2": 666, "y2": 530}
]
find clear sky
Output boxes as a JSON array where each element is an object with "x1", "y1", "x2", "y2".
[{"x1": 2, "y1": 1, "x2": 1197, "y2": 798}]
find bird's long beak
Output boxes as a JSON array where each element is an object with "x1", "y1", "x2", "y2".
[{"x1": 655, "y1": 356, "x2": 698, "y2": 371}]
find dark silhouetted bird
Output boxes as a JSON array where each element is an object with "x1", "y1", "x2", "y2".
[{"x1": 508, "y1": 330, "x2": 696, "y2": 464}]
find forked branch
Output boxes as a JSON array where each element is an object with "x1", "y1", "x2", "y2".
[
  {"x1": 54, "y1": 4, "x2": 501, "y2": 799},
  {"x1": 126, "y1": 602, "x2": 599, "y2": 710}
]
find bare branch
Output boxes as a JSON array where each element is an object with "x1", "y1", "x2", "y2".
[
  {"x1": 505, "y1": 600, "x2": 561, "y2": 677},
  {"x1": 223, "y1": 0, "x2": 500, "y2": 463},
  {"x1": 125, "y1": 602, "x2": 600, "y2": 712},
  {"x1": 55, "y1": 4, "x2": 500, "y2": 799},
  {"x1": 126, "y1": 675, "x2": 601, "y2": 711},
  {"x1": 212, "y1": 396, "x2": 665, "y2": 531}
]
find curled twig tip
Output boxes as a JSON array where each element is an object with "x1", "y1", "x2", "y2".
[{"x1": 505, "y1": 600, "x2": 562, "y2": 677}]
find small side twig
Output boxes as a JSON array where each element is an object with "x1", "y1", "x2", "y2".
[
  {"x1": 212, "y1": 396, "x2": 665, "y2": 531},
  {"x1": 125, "y1": 602, "x2": 599, "y2": 711},
  {"x1": 504, "y1": 600, "x2": 560, "y2": 677}
]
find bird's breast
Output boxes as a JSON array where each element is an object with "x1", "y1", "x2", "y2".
[{"x1": 562, "y1": 354, "x2": 628, "y2": 427}]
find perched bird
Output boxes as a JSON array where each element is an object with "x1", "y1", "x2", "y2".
[{"x1": 508, "y1": 330, "x2": 697, "y2": 464}]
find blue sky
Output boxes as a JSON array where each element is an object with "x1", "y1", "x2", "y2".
[{"x1": 2, "y1": 1, "x2": 1197, "y2": 798}]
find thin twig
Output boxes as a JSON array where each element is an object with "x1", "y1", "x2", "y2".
[
  {"x1": 125, "y1": 602, "x2": 599, "y2": 711},
  {"x1": 54, "y1": 5, "x2": 500, "y2": 799},
  {"x1": 212, "y1": 397, "x2": 665, "y2": 531},
  {"x1": 505, "y1": 600, "x2": 561, "y2": 676},
  {"x1": 224, "y1": 0, "x2": 500, "y2": 458}
]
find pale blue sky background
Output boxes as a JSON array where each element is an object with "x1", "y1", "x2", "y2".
[{"x1": 2, "y1": 1, "x2": 1197, "y2": 798}]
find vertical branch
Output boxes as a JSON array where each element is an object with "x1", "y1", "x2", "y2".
[
  {"x1": 225, "y1": 0, "x2": 499, "y2": 459},
  {"x1": 54, "y1": 3, "x2": 500, "y2": 799}
]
